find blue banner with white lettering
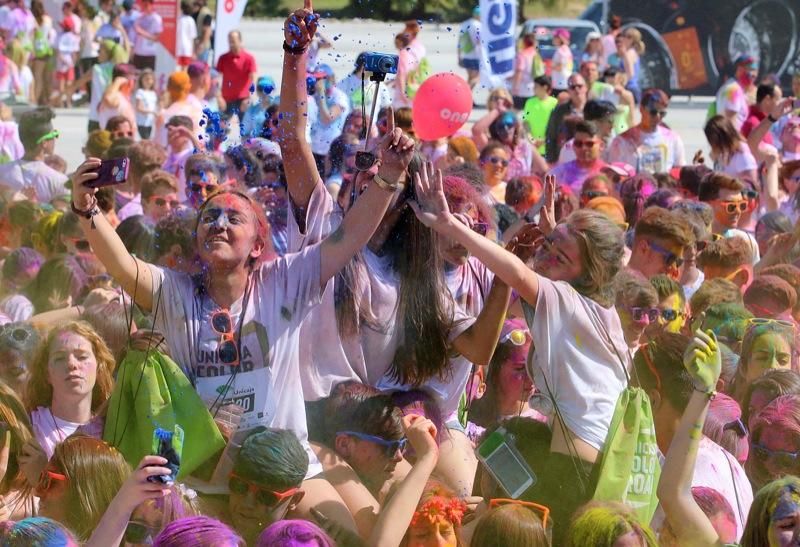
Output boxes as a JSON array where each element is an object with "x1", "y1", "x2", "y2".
[{"x1": 479, "y1": 0, "x2": 517, "y2": 89}]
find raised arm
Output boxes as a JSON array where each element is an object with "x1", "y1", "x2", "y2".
[
  {"x1": 368, "y1": 415, "x2": 439, "y2": 547},
  {"x1": 657, "y1": 330, "x2": 724, "y2": 547},
  {"x1": 71, "y1": 159, "x2": 156, "y2": 311},
  {"x1": 410, "y1": 163, "x2": 540, "y2": 305},
  {"x1": 319, "y1": 118, "x2": 415, "y2": 285},
  {"x1": 472, "y1": 108, "x2": 501, "y2": 150},
  {"x1": 277, "y1": 0, "x2": 322, "y2": 211}
]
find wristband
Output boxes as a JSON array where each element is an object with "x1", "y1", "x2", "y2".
[
  {"x1": 373, "y1": 174, "x2": 404, "y2": 193},
  {"x1": 282, "y1": 41, "x2": 308, "y2": 55},
  {"x1": 694, "y1": 386, "x2": 716, "y2": 400},
  {"x1": 71, "y1": 197, "x2": 101, "y2": 228},
  {"x1": 768, "y1": 114, "x2": 779, "y2": 123}
]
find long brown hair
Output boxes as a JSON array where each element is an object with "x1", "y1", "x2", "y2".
[
  {"x1": 48, "y1": 436, "x2": 130, "y2": 540},
  {"x1": 0, "y1": 382, "x2": 33, "y2": 495},
  {"x1": 336, "y1": 155, "x2": 456, "y2": 386},
  {"x1": 24, "y1": 321, "x2": 115, "y2": 413}
]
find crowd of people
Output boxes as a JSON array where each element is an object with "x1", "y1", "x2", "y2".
[{"x1": 2, "y1": 0, "x2": 800, "y2": 545}]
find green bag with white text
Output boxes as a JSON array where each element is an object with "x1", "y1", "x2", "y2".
[{"x1": 592, "y1": 385, "x2": 661, "y2": 524}]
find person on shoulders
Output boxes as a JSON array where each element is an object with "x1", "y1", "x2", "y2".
[
  {"x1": 547, "y1": 120, "x2": 609, "y2": 193},
  {"x1": 715, "y1": 55, "x2": 758, "y2": 131}
]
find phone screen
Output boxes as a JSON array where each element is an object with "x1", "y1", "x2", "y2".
[{"x1": 484, "y1": 443, "x2": 535, "y2": 496}]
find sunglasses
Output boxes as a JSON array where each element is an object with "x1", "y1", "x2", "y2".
[
  {"x1": 210, "y1": 309, "x2": 239, "y2": 367},
  {"x1": 647, "y1": 240, "x2": 684, "y2": 268},
  {"x1": 628, "y1": 307, "x2": 659, "y2": 322},
  {"x1": 486, "y1": 156, "x2": 509, "y2": 167},
  {"x1": 723, "y1": 418, "x2": 748, "y2": 438},
  {"x1": 573, "y1": 139, "x2": 597, "y2": 149},
  {"x1": 66, "y1": 236, "x2": 91, "y2": 252},
  {"x1": 751, "y1": 443, "x2": 800, "y2": 468},
  {"x1": 659, "y1": 308, "x2": 684, "y2": 322},
  {"x1": 648, "y1": 109, "x2": 668, "y2": 118},
  {"x1": 500, "y1": 328, "x2": 530, "y2": 346},
  {"x1": 124, "y1": 521, "x2": 161, "y2": 544},
  {"x1": 489, "y1": 499, "x2": 550, "y2": 528},
  {"x1": 719, "y1": 200, "x2": 748, "y2": 213},
  {"x1": 189, "y1": 181, "x2": 216, "y2": 194},
  {"x1": 228, "y1": 473, "x2": 300, "y2": 507},
  {"x1": 337, "y1": 430, "x2": 408, "y2": 458},
  {"x1": 150, "y1": 196, "x2": 180, "y2": 209},
  {"x1": 568, "y1": 83, "x2": 585, "y2": 90},
  {"x1": 36, "y1": 469, "x2": 67, "y2": 498},
  {"x1": 747, "y1": 317, "x2": 796, "y2": 330},
  {"x1": 36, "y1": 129, "x2": 60, "y2": 145}
]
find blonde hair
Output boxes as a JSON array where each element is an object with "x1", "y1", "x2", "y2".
[
  {"x1": 49, "y1": 436, "x2": 130, "y2": 540},
  {"x1": 0, "y1": 382, "x2": 34, "y2": 494},
  {"x1": 488, "y1": 88, "x2": 513, "y2": 110},
  {"x1": 565, "y1": 210, "x2": 625, "y2": 306},
  {"x1": 25, "y1": 321, "x2": 116, "y2": 413},
  {"x1": 624, "y1": 28, "x2": 645, "y2": 55}
]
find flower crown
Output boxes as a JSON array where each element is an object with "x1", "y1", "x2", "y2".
[{"x1": 411, "y1": 496, "x2": 468, "y2": 528}]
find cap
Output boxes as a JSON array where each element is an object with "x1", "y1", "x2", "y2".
[
  {"x1": 585, "y1": 31, "x2": 602, "y2": 44},
  {"x1": 61, "y1": 16, "x2": 74, "y2": 32},
  {"x1": 256, "y1": 76, "x2": 275, "y2": 93},
  {"x1": 733, "y1": 54, "x2": 757, "y2": 68},
  {"x1": 585, "y1": 196, "x2": 627, "y2": 227},
  {"x1": 603, "y1": 162, "x2": 636, "y2": 178},
  {"x1": 244, "y1": 138, "x2": 282, "y2": 159},
  {"x1": 553, "y1": 28, "x2": 570, "y2": 41}
]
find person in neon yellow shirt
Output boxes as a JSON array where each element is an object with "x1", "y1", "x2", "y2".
[{"x1": 522, "y1": 75, "x2": 558, "y2": 155}]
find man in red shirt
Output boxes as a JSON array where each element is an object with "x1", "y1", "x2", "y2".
[
  {"x1": 741, "y1": 82, "x2": 782, "y2": 146},
  {"x1": 216, "y1": 30, "x2": 257, "y2": 121}
]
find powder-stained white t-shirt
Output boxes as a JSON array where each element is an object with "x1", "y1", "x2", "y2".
[
  {"x1": 148, "y1": 246, "x2": 324, "y2": 477},
  {"x1": 524, "y1": 275, "x2": 629, "y2": 450}
]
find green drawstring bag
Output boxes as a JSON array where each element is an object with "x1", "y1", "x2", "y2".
[
  {"x1": 103, "y1": 349, "x2": 226, "y2": 479},
  {"x1": 593, "y1": 385, "x2": 661, "y2": 524}
]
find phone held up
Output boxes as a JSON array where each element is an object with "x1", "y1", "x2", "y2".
[
  {"x1": 83, "y1": 157, "x2": 130, "y2": 189},
  {"x1": 146, "y1": 426, "x2": 184, "y2": 484},
  {"x1": 476, "y1": 426, "x2": 537, "y2": 499}
]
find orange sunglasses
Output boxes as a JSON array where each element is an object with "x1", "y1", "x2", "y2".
[{"x1": 489, "y1": 498, "x2": 550, "y2": 528}]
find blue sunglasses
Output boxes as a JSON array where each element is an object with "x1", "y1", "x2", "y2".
[{"x1": 337, "y1": 431, "x2": 407, "y2": 458}]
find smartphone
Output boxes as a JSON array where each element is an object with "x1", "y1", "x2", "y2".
[
  {"x1": 84, "y1": 157, "x2": 130, "y2": 188},
  {"x1": 476, "y1": 427, "x2": 536, "y2": 499},
  {"x1": 147, "y1": 425, "x2": 184, "y2": 484}
]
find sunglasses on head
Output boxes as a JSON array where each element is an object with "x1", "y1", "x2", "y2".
[
  {"x1": 486, "y1": 156, "x2": 509, "y2": 167},
  {"x1": 0, "y1": 326, "x2": 30, "y2": 342},
  {"x1": 337, "y1": 430, "x2": 408, "y2": 458},
  {"x1": 489, "y1": 499, "x2": 550, "y2": 528},
  {"x1": 35, "y1": 469, "x2": 67, "y2": 498},
  {"x1": 747, "y1": 317, "x2": 796, "y2": 330},
  {"x1": 124, "y1": 521, "x2": 160, "y2": 544},
  {"x1": 720, "y1": 200, "x2": 748, "y2": 213},
  {"x1": 210, "y1": 309, "x2": 239, "y2": 366},
  {"x1": 500, "y1": 328, "x2": 530, "y2": 346},
  {"x1": 228, "y1": 473, "x2": 300, "y2": 507}
]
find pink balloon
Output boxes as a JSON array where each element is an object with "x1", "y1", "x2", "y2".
[{"x1": 412, "y1": 72, "x2": 473, "y2": 141}]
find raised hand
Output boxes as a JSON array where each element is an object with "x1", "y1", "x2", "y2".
[
  {"x1": 539, "y1": 174, "x2": 557, "y2": 236},
  {"x1": 116, "y1": 455, "x2": 173, "y2": 512},
  {"x1": 376, "y1": 107, "x2": 415, "y2": 184},
  {"x1": 403, "y1": 414, "x2": 438, "y2": 462},
  {"x1": 284, "y1": 0, "x2": 319, "y2": 50},
  {"x1": 507, "y1": 223, "x2": 544, "y2": 263},
  {"x1": 770, "y1": 96, "x2": 796, "y2": 121},
  {"x1": 408, "y1": 161, "x2": 452, "y2": 230},
  {"x1": 71, "y1": 157, "x2": 101, "y2": 209},
  {"x1": 683, "y1": 329, "x2": 721, "y2": 393}
]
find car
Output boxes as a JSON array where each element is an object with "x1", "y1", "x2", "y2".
[{"x1": 520, "y1": 18, "x2": 602, "y2": 66}]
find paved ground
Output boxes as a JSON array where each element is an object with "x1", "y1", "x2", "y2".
[{"x1": 51, "y1": 17, "x2": 714, "y2": 170}]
